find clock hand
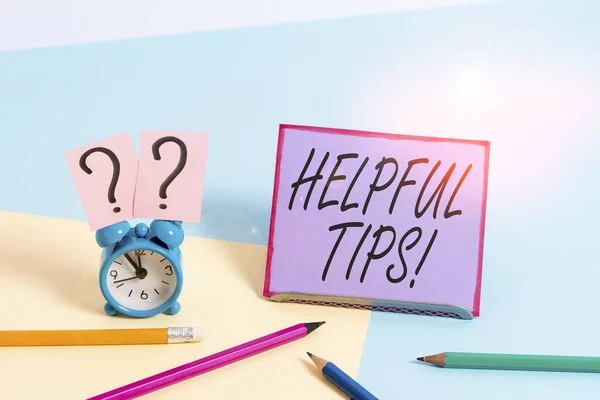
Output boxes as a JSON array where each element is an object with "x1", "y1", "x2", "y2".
[
  {"x1": 113, "y1": 276, "x2": 139, "y2": 284},
  {"x1": 124, "y1": 253, "x2": 142, "y2": 272},
  {"x1": 123, "y1": 252, "x2": 148, "y2": 280},
  {"x1": 137, "y1": 252, "x2": 143, "y2": 271}
]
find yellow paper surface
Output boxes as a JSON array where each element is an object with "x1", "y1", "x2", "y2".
[{"x1": 0, "y1": 211, "x2": 370, "y2": 399}]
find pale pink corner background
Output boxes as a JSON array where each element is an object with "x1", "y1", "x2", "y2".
[
  {"x1": 64, "y1": 133, "x2": 139, "y2": 231},
  {"x1": 133, "y1": 131, "x2": 209, "y2": 222}
]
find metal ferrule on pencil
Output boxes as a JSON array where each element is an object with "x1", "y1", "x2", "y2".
[{"x1": 167, "y1": 326, "x2": 204, "y2": 343}]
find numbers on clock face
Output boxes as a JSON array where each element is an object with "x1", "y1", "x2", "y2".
[{"x1": 106, "y1": 250, "x2": 177, "y2": 311}]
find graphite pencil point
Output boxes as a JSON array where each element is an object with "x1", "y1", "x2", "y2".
[{"x1": 304, "y1": 321, "x2": 326, "y2": 335}]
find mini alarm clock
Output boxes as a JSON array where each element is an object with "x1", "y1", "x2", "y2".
[{"x1": 95, "y1": 219, "x2": 185, "y2": 318}]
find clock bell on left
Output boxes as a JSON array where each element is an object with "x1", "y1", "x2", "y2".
[{"x1": 95, "y1": 219, "x2": 185, "y2": 318}]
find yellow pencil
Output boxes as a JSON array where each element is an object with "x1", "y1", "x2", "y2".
[{"x1": 0, "y1": 326, "x2": 204, "y2": 346}]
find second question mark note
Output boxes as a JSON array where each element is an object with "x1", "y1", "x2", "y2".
[
  {"x1": 133, "y1": 131, "x2": 209, "y2": 222},
  {"x1": 65, "y1": 133, "x2": 139, "y2": 230}
]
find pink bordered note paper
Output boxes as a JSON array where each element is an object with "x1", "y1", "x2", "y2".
[
  {"x1": 263, "y1": 124, "x2": 490, "y2": 319},
  {"x1": 65, "y1": 133, "x2": 139, "y2": 231},
  {"x1": 133, "y1": 131, "x2": 209, "y2": 222}
]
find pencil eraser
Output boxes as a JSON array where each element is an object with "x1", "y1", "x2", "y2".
[{"x1": 192, "y1": 327, "x2": 204, "y2": 341}]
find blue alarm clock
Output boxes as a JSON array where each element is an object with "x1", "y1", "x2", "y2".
[{"x1": 95, "y1": 219, "x2": 185, "y2": 318}]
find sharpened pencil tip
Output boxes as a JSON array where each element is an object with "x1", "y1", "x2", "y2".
[
  {"x1": 417, "y1": 357, "x2": 424, "y2": 362},
  {"x1": 304, "y1": 321, "x2": 326, "y2": 335},
  {"x1": 307, "y1": 352, "x2": 327, "y2": 370}
]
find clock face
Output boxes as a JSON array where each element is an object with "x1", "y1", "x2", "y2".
[{"x1": 105, "y1": 249, "x2": 178, "y2": 311}]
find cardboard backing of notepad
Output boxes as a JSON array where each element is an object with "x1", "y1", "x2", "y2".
[{"x1": 263, "y1": 124, "x2": 490, "y2": 320}]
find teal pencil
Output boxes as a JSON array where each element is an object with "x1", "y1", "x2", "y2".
[{"x1": 417, "y1": 352, "x2": 600, "y2": 373}]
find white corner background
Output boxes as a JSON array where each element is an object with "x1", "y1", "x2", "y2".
[{"x1": 0, "y1": 0, "x2": 503, "y2": 52}]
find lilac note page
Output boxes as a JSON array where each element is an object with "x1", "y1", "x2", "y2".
[{"x1": 265, "y1": 125, "x2": 489, "y2": 315}]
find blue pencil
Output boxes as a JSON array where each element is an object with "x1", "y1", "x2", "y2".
[{"x1": 307, "y1": 352, "x2": 378, "y2": 400}]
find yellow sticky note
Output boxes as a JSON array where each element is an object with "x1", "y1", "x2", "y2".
[{"x1": 0, "y1": 211, "x2": 370, "y2": 399}]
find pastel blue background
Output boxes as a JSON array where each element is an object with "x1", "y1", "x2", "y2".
[{"x1": 1, "y1": 0, "x2": 599, "y2": 398}]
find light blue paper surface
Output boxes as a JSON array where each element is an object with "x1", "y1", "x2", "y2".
[{"x1": 2, "y1": 0, "x2": 600, "y2": 398}]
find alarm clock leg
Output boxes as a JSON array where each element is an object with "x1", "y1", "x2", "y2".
[
  {"x1": 165, "y1": 301, "x2": 181, "y2": 315},
  {"x1": 104, "y1": 303, "x2": 118, "y2": 316}
]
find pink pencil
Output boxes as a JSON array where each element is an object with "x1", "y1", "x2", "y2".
[{"x1": 87, "y1": 321, "x2": 326, "y2": 399}]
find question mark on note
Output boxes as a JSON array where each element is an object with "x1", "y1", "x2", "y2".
[
  {"x1": 152, "y1": 136, "x2": 188, "y2": 210},
  {"x1": 79, "y1": 147, "x2": 121, "y2": 213}
]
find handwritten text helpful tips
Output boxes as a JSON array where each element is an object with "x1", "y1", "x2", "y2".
[
  {"x1": 265, "y1": 125, "x2": 490, "y2": 315},
  {"x1": 289, "y1": 149, "x2": 470, "y2": 287}
]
